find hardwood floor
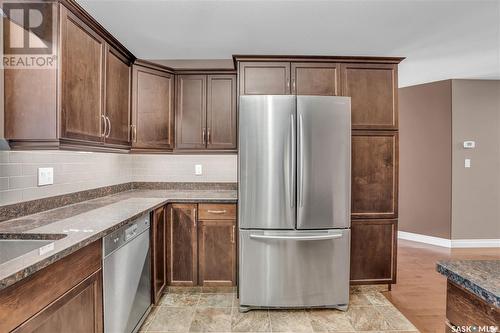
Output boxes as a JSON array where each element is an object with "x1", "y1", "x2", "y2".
[{"x1": 383, "y1": 239, "x2": 500, "y2": 333}]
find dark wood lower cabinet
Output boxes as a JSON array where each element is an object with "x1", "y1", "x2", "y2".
[
  {"x1": 0, "y1": 240, "x2": 102, "y2": 333},
  {"x1": 12, "y1": 270, "x2": 103, "y2": 333},
  {"x1": 198, "y1": 219, "x2": 236, "y2": 286},
  {"x1": 167, "y1": 203, "x2": 198, "y2": 286},
  {"x1": 350, "y1": 219, "x2": 397, "y2": 284},
  {"x1": 165, "y1": 202, "x2": 237, "y2": 287},
  {"x1": 151, "y1": 205, "x2": 167, "y2": 304}
]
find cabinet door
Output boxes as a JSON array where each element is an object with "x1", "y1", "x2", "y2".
[
  {"x1": 167, "y1": 204, "x2": 198, "y2": 286},
  {"x1": 151, "y1": 206, "x2": 167, "y2": 304},
  {"x1": 198, "y1": 220, "x2": 236, "y2": 286},
  {"x1": 105, "y1": 46, "x2": 131, "y2": 147},
  {"x1": 350, "y1": 220, "x2": 397, "y2": 284},
  {"x1": 341, "y1": 63, "x2": 398, "y2": 129},
  {"x1": 352, "y1": 131, "x2": 398, "y2": 219},
  {"x1": 239, "y1": 62, "x2": 291, "y2": 95},
  {"x1": 12, "y1": 270, "x2": 103, "y2": 333},
  {"x1": 60, "y1": 7, "x2": 104, "y2": 143},
  {"x1": 207, "y1": 75, "x2": 237, "y2": 150},
  {"x1": 131, "y1": 65, "x2": 174, "y2": 150},
  {"x1": 175, "y1": 75, "x2": 207, "y2": 149},
  {"x1": 291, "y1": 62, "x2": 340, "y2": 95}
]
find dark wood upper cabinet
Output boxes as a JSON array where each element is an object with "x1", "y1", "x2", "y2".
[
  {"x1": 175, "y1": 73, "x2": 237, "y2": 151},
  {"x1": 60, "y1": 7, "x2": 105, "y2": 143},
  {"x1": 291, "y1": 62, "x2": 340, "y2": 95},
  {"x1": 131, "y1": 65, "x2": 175, "y2": 151},
  {"x1": 207, "y1": 75, "x2": 237, "y2": 149},
  {"x1": 166, "y1": 203, "x2": 198, "y2": 286},
  {"x1": 175, "y1": 75, "x2": 207, "y2": 149},
  {"x1": 4, "y1": 3, "x2": 135, "y2": 151},
  {"x1": 198, "y1": 219, "x2": 236, "y2": 286},
  {"x1": 151, "y1": 206, "x2": 167, "y2": 304},
  {"x1": 104, "y1": 46, "x2": 131, "y2": 147},
  {"x1": 350, "y1": 219, "x2": 397, "y2": 284},
  {"x1": 341, "y1": 63, "x2": 398, "y2": 129},
  {"x1": 239, "y1": 62, "x2": 291, "y2": 95},
  {"x1": 351, "y1": 131, "x2": 398, "y2": 219}
]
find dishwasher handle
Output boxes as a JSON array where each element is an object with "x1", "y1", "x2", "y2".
[{"x1": 104, "y1": 214, "x2": 150, "y2": 258}]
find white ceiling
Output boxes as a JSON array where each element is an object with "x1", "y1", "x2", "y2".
[{"x1": 77, "y1": 0, "x2": 500, "y2": 87}]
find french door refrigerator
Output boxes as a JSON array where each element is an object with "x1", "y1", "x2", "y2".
[{"x1": 238, "y1": 95, "x2": 351, "y2": 312}]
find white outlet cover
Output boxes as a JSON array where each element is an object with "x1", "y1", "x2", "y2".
[
  {"x1": 464, "y1": 159, "x2": 471, "y2": 168},
  {"x1": 38, "y1": 167, "x2": 54, "y2": 186},
  {"x1": 195, "y1": 164, "x2": 203, "y2": 175}
]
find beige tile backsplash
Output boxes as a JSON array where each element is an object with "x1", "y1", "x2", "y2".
[{"x1": 0, "y1": 151, "x2": 237, "y2": 206}]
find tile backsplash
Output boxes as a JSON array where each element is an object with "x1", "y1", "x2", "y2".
[{"x1": 0, "y1": 151, "x2": 237, "y2": 206}]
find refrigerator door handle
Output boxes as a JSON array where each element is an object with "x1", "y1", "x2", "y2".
[
  {"x1": 290, "y1": 113, "x2": 296, "y2": 208},
  {"x1": 298, "y1": 114, "x2": 304, "y2": 207},
  {"x1": 249, "y1": 233, "x2": 343, "y2": 241}
]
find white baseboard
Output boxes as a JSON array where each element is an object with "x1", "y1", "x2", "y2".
[{"x1": 397, "y1": 231, "x2": 500, "y2": 248}]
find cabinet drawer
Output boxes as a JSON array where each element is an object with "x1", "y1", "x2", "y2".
[{"x1": 198, "y1": 204, "x2": 236, "y2": 220}]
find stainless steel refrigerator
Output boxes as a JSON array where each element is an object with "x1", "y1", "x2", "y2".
[{"x1": 238, "y1": 95, "x2": 351, "y2": 312}]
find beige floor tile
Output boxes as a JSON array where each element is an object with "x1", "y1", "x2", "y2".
[
  {"x1": 349, "y1": 293, "x2": 372, "y2": 306},
  {"x1": 189, "y1": 307, "x2": 232, "y2": 332},
  {"x1": 307, "y1": 309, "x2": 355, "y2": 332},
  {"x1": 366, "y1": 292, "x2": 392, "y2": 306},
  {"x1": 376, "y1": 306, "x2": 418, "y2": 331},
  {"x1": 162, "y1": 293, "x2": 201, "y2": 307},
  {"x1": 148, "y1": 306, "x2": 195, "y2": 332},
  {"x1": 232, "y1": 294, "x2": 240, "y2": 308},
  {"x1": 198, "y1": 293, "x2": 234, "y2": 307},
  {"x1": 202, "y1": 286, "x2": 237, "y2": 293},
  {"x1": 269, "y1": 310, "x2": 313, "y2": 332},
  {"x1": 345, "y1": 306, "x2": 391, "y2": 331},
  {"x1": 231, "y1": 309, "x2": 271, "y2": 332},
  {"x1": 168, "y1": 286, "x2": 202, "y2": 294},
  {"x1": 139, "y1": 306, "x2": 160, "y2": 332}
]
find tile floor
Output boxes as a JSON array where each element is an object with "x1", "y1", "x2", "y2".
[{"x1": 139, "y1": 286, "x2": 419, "y2": 333}]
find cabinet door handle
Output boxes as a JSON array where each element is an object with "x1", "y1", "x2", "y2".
[
  {"x1": 207, "y1": 210, "x2": 227, "y2": 214},
  {"x1": 207, "y1": 128, "x2": 211, "y2": 144},
  {"x1": 292, "y1": 79, "x2": 296, "y2": 93},
  {"x1": 106, "y1": 116, "x2": 111, "y2": 138},
  {"x1": 101, "y1": 115, "x2": 107, "y2": 138},
  {"x1": 132, "y1": 125, "x2": 137, "y2": 142},
  {"x1": 192, "y1": 208, "x2": 197, "y2": 227},
  {"x1": 287, "y1": 80, "x2": 290, "y2": 91},
  {"x1": 202, "y1": 128, "x2": 206, "y2": 144},
  {"x1": 231, "y1": 225, "x2": 235, "y2": 243}
]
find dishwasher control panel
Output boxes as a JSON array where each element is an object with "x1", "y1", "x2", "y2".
[{"x1": 103, "y1": 213, "x2": 150, "y2": 257}]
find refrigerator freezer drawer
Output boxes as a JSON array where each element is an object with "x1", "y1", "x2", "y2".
[{"x1": 239, "y1": 229, "x2": 350, "y2": 309}]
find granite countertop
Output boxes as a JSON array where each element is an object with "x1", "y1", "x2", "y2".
[
  {"x1": 437, "y1": 260, "x2": 500, "y2": 307},
  {"x1": 0, "y1": 189, "x2": 237, "y2": 291}
]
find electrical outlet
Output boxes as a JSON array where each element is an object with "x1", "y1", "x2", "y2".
[
  {"x1": 195, "y1": 164, "x2": 203, "y2": 176},
  {"x1": 464, "y1": 159, "x2": 471, "y2": 168},
  {"x1": 38, "y1": 167, "x2": 54, "y2": 186}
]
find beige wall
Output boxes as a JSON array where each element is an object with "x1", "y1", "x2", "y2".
[
  {"x1": 451, "y1": 80, "x2": 500, "y2": 239},
  {"x1": 399, "y1": 80, "x2": 452, "y2": 238},
  {"x1": 0, "y1": 151, "x2": 237, "y2": 206}
]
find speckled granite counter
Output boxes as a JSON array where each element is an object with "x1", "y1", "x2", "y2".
[
  {"x1": 437, "y1": 260, "x2": 500, "y2": 307},
  {"x1": 0, "y1": 189, "x2": 237, "y2": 291}
]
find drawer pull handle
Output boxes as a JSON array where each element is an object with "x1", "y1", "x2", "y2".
[{"x1": 207, "y1": 210, "x2": 227, "y2": 214}]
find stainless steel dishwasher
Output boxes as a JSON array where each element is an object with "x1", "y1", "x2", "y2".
[{"x1": 103, "y1": 214, "x2": 151, "y2": 333}]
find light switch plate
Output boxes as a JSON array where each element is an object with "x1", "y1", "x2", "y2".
[
  {"x1": 195, "y1": 164, "x2": 203, "y2": 176},
  {"x1": 464, "y1": 159, "x2": 471, "y2": 168},
  {"x1": 38, "y1": 167, "x2": 54, "y2": 186}
]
